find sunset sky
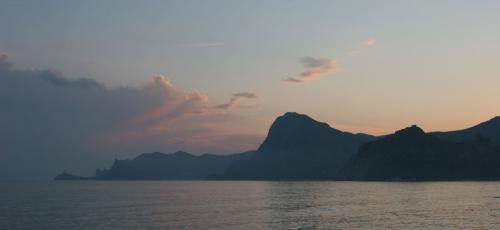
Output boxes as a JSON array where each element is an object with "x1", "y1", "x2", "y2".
[{"x1": 1, "y1": 0, "x2": 500, "y2": 178}]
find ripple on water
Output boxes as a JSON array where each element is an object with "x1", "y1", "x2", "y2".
[{"x1": 2, "y1": 181, "x2": 500, "y2": 229}]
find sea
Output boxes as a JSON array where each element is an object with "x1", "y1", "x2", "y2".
[{"x1": 2, "y1": 181, "x2": 500, "y2": 229}]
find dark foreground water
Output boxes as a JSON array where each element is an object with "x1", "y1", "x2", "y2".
[{"x1": 2, "y1": 181, "x2": 500, "y2": 229}]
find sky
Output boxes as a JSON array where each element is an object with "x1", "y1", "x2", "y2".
[{"x1": 1, "y1": 0, "x2": 500, "y2": 178}]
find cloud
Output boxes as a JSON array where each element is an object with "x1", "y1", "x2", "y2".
[
  {"x1": 0, "y1": 0, "x2": 26, "y2": 6},
  {"x1": 283, "y1": 77, "x2": 303, "y2": 83},
  {"x1": 284, "y1": 57, "x2": 338, "y2": 83},
  {"x1": 132, "y1": 75, "x2": 210, "y2": 126},
  {"x1": 213, "y1": 92, "x2": 258, "y2": 110},
  {"x1": 0, "y1": 50, "x2": 7, "y2": 59},
  {"x1": 39, "y1": 70, "x2": 104, "y2": 89},
  {"x1": 0, "y1": 51, "x2": 11, "y2": 70},
  {"x1": 283, "y1": 37, "x2": 376, "y2": 84},
  {"x1": 180, "y1": 42, "x2": 223, "y2": 47},
  {"x1": 300, "y1": 57, "x2": 338, "y2": 80},
  {"x1": 233, "y1": 92, "x2": 258, "y2": 98},
  {"x1": 0, "y1": 56, "x2": 262, "y2": 178},
  {"x1": 349, "y1": 37, "x2": 377, "y2": 55},
  {"x1": 361, "y1": 38, "x2": 376, "y2": 48}
]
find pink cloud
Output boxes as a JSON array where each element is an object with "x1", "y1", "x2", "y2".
[
  {"x1": 349, "y1": 37, "x2": 377, "y2": 55},
  {"x1": 107, "y1": 75, "x2": 259, "y2": 148},
  {"x1": 284, "y1": 57, "x2": 338, "y2": 83},
  {"x1": 361, "y1": 38, "x2": 376, "y2": 48},
  {"x1": 0, "y1": 53, "x2": 266, "y2": 178},
  {"x1": 213, "y1": 92, "x2": 258, "y2": 110},
  {"x1": 300, "y1": 57, "x2": 338, "y2": 81}
]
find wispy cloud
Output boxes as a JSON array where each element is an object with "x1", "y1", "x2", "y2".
[
  {"x1": 284, "y1": 57, "x2": 338, "y2": 83},
  {"x1": 180, "y1": 42, "x2": 223, "y2": 47},
  {"x1": 213, "y1": 92, "x2": 258, "y2": 110},
  {"x1": 350, "y1": 37, "x2": 377, "y2": 55},
  {"x1": 0, "y1": 0, "x2": 27, "y2": 6},
  {"x1": 361, "y1": 38, "x2": 376, "y2": 48},
  {"x1": 284, "y1": 37, "x2": 376, "y2": 84},
  {"x1": 233, "y1": 92, "x2": 258, "y2": 98},
  {"x1": 283, "y1": 77, "x2": 303, "y2": 83}
]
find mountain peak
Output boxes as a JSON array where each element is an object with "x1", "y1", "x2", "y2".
[
  {"x1": 54, "y1": 172, "x2": 88, "y2": 180},
  {"x1": 280, "y1": 112, "x2": 319, "y2": 122},
  {"x1": 487, "y1": 116, "x2": 500, "y2": 123},
  {"x1": 283, "y1": 112, "x2": 301, "y2": 117},
  {"x1": 257, "y1": 112, "x2": 368, "y2": 152},
  {"x1": 394, "y1": 125, "x2": 425, "y2": 137},
  {"x1": 269, "y1": 112, "x2": 333, "y2": 133}
]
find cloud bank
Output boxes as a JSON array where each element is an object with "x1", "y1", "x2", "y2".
[{"x1": 0, "y1": 55, "x2": 261, "y2": 178}]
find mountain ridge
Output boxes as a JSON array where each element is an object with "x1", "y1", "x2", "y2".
[
  {"x1": 208, "y1": 112, "x2": 376, "y2": 180},
  {"x1": 56, "y1": 112, "x2": 500, "y2": 181},
  {"x1": 431, "y1": 116, "x2": 500, "y2": 144},
  {"x1": 345, "y1": 124, "x2": 500, "y2": 181}
]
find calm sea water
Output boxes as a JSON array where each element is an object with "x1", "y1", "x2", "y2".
[{"x1": 2, "y1": 181, "x2": 500, "y2": 229}]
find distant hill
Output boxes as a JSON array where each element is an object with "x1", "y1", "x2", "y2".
[
  {"x1": 432, "y1": 117, "x2": 500, "y2": 144},
  {"x1": 54, "y1": 172, "x2": 89, "y2": 180},
  {"x1": 209, "y1": 112, "x2": 375, "y2": 180},
  {"x1": 55, "y1": 151, "x2": 254, "y2": 180},
  {"x1": 345, "y1": 125, "x2": 500, "y2": 181}
]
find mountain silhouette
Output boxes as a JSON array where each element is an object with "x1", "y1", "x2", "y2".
[
  {"x1": 345, "y1": 125, "x2": 500, "y2": 181},
  {"x1": 54, "y1": 172, "x2": 89, "y2": 180},
  {"x1": 56, "y1": 151, "x2": 254, "y2": 180},
  {"x1": 55, "y1": 113, "x2": 500, "y2": 181},
  {"x1": 209, "y1": 112, "x2": 375, "y2": 180},
  {"x1": 432, "y1": 116, "x2": 500, "y2": 144},
  {"x1": 259, "y1": 112, "x2": 374, "y2": 152}
]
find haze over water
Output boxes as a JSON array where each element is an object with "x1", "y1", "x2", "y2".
[{"x1": 2, "y1": 181, "x2": 500, "y2": 229}]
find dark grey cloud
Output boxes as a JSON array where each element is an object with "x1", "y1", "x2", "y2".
[
  {"x1": 0, "y1": 52, "x2": 11, "y2": 70},
  {"x1": 39, "y1": 71, "x2": 104, "y2": 89}
]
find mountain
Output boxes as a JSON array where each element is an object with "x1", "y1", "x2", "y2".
[
  {"x1": 56, "y1": 113, "x2": 500, "y2": 181},
  {"x1": 54, "y1": 172, "x2": 89, "y2": 180},
  {"x1": 345, "y1": 125, "x2": 500, "y2": 181},
  {"x1": 258, "y1": 112, "x2": 375, "y2": 152},
  {"x1": 99, "y1": 151, "x2": 255, "y2": 180},
  {"x1": 209, "y1": 112, "x2": 376, "y2": 180},
  {"x1": 55, "y1": 151, "x2": 254, "y2": 180},
  {"x1": 432, "y1": 116, "x2": 500, "y2": 144}
]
